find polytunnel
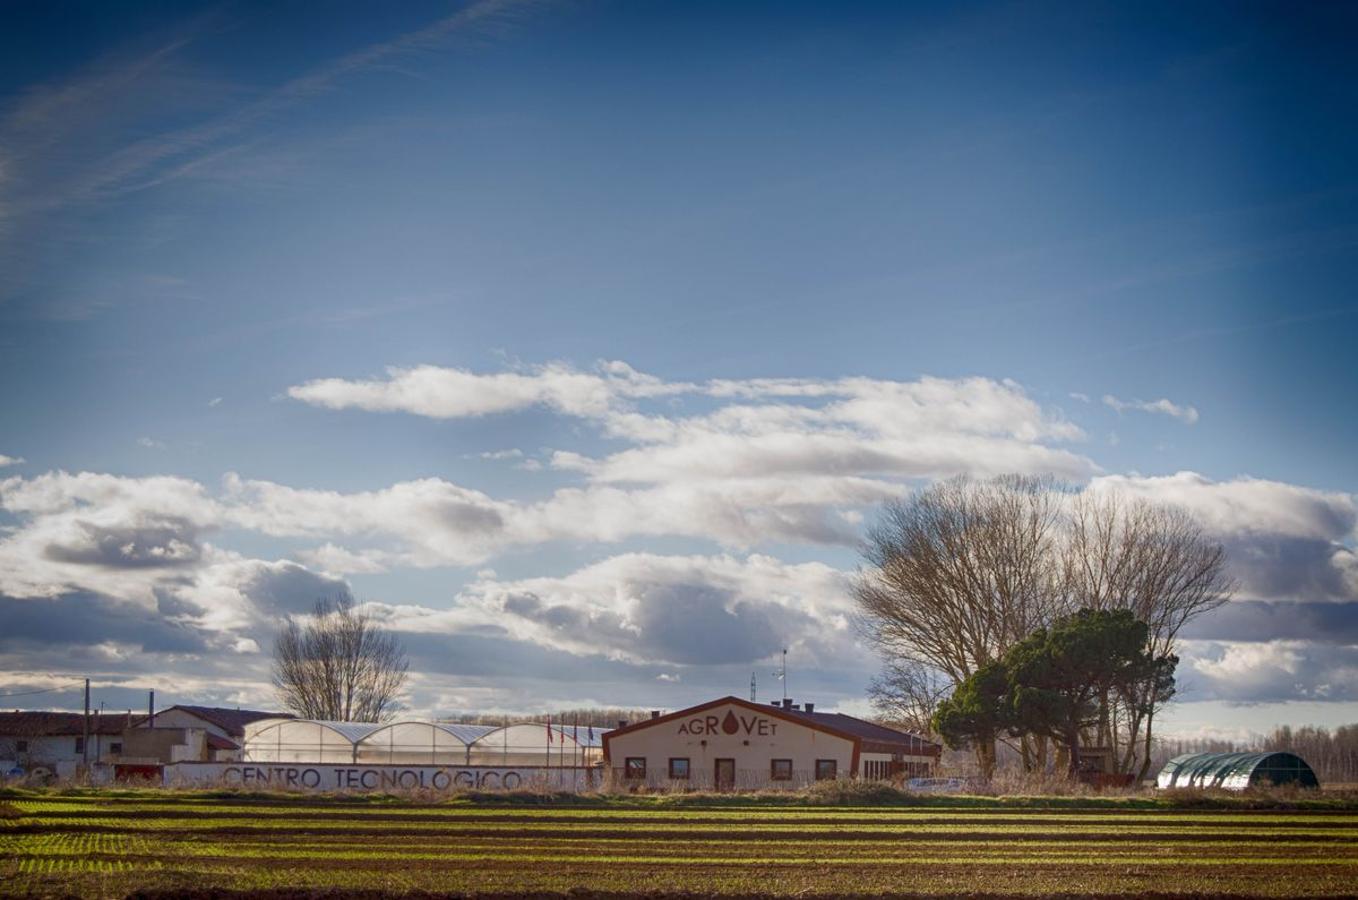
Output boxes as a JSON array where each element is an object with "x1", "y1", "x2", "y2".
[
  {"x1": 1156, "y1": 751, "x2": 1320, "y2": 790},
  {"x1": 240, "y1": 718, "x2": 609, "y2": 767},
  {"x1": 467, "y1": 723, "x2": 609, "y2": 767},
  {"x1": 354, "y1": 722, "x2": 498, "y2": 766},
  {"x1": 243, "y1": 719, "x2": 385, "y2": 764}
]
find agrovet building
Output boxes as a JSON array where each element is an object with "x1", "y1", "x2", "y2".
[{"x1": 603, "y1": 696, "x2": 940, "y2": 790}]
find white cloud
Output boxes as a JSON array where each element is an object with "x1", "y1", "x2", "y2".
[
  {"x1": 0, "y1": 454, "x2": 24, "y2": 467},
  {"x1": 208, "y1": 397, "x2": 223, "y2": 407},
  {"x1": 1182, "y1": 640, "x2": 1358, "y2": 703},
  {"x1": 373, "y1": 552, "x2": 856, "y2": 667},
  {"x1": 2, "y1": 462, "x2": 1354, "y2": 712},
  {"x1": 288, "y1": 360, "x2": 689, "y2": 421},
  {"x1": 1090, "y1": 471, "x2": 1357, "y2": 605},
  {"x1": 1088, "y1": 472, "x2": 1355, "y2": 541},
  {"x1": 286, "y1": 361, "x2": 1095, "y2": 549},
  {"x1": 1102, "y1": 394, "x2": 1199, "y2": 424},
  {"x1": 477, "y1": 449, "x2": 524, "y2": 460},
  {"x1": 137, "y1": 436, "x2": 165, "y2": 449}
]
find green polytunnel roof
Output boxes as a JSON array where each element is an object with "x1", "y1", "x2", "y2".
[{"x1": 1156, "y1": 751, "x2": 1319, "y2": 790}]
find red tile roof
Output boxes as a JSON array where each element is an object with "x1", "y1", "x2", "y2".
[
  {"x1": 779, "y1": 708, "x2": 941, "y2": 755},
  {"x1": 204, "y1": 733, "x2": 240, "y2": 751},
  {"x1": 0, "y1": 711, "x2": 144, "y2": 736},
  {"x1": 160, "y1": 705, "x2": 291, "y2": 737}
]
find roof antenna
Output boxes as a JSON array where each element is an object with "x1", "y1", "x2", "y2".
[{"x1": 750, "y1": 671, "x2": 757, "y2": 702}]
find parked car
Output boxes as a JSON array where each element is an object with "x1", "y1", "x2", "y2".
[{"x1": 906, "y1": 776, "x2": 968, "y2": 792}]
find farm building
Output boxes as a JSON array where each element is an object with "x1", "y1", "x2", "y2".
[
  {"x1": 0, "y1": 711, "x2": 142, "y2": 779},
  {"x1": 0, "y1": 705, "x2": 293, "y2": 779},
  {"x1": 126, "y1": 705, "x2": 292, "y2": 764},
  {"x1": 242, "y1": 718, "x2": 608, "y2": 767},
  {"x1": 1156, "y1": 751, "x2": 1320, "y2": 790},
  {"x1": 602, "y1": 696, "x2": 940, "y2": 789}
]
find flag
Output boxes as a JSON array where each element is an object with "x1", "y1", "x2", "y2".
[
  {"x1": 546, "y1": 714, "x2": 553, "y2": 743},
  {"x1": 573, "y1": 715, "x2": 579, "y2": 744}
]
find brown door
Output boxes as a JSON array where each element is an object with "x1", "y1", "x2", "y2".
[{"x1": 715, "y1": 758, "x2": 736, "y2": 791}]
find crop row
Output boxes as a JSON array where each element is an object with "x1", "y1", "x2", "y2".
[
  {"x1": 8, "y1": 816, "x2": 1357, "y2": 840},
  {"x1": 6, "y1": 847, "x2": 1356, "y2": 897},
  {"x1": 11, "y1": 799, "x2": 1356, "y2": 825},
  {"x1": 7, "y1": 842, "x2": 1357, "y2": 868}
]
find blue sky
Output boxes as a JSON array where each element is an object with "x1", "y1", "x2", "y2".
[{"x1": 1, "y1": 0, "x2": 1355, "y2": 738}]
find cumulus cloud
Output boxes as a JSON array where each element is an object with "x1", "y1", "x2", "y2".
[
  {"x1": 1102, "y1": 394, "x2": 1199, "y2": 424},
  {"x1": 282, "y1": 360, "x2": 1095, "y2": 553},
  {"x1": 1181, "y1": 640, "x2": 1358, "y2": 703},
  {"x1": 1088, "y1": 472, "x2": 1357, "y2": 605},
  {"x1": 5, "y1": 361, "x2": 1356, "y2": 713},
  {"x1": 1089, "y1": 472, "x2": 1355, "y2": 541},
  {"x1": 0, "y1": 471, "x2": 221, "y2": 601},
  {"x1": 0, "y1": 454, "x2": 24, "y2": 467},
  {"x1": 370, "y1": 552, "x2": 855, "y2": 668},
  {"x1": 287, "y1": 360, "x2": 689, "y2": 421}
]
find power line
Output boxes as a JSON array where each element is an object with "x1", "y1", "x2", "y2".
[{"x1": 0, "y1": 679, "x2": 87, "y2": 699}]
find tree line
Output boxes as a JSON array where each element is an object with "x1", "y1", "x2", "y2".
[{"x1": 855, "y1": 475, "x2": 1233, "y2": 781}]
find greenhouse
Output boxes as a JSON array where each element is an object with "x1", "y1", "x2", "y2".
[
  {"x1": 241, "y1": 718, "x2": 608, "y2": 767},
  {"x1": 467, "y1": 722, "x2": 607, "y2": 767},
  {"x1": 243, "y1": 719, "x2": 386, "y2": 764},
  {"x1": 1156, "y1": 751, "x2": 1320, "y2": 790}
]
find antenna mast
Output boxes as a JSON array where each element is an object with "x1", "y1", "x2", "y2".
[{"x1": 750, "y1": 672, "x2": 757, "y2": 702}]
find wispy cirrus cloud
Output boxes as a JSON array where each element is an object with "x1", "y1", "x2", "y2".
[
  {"x1": 0, "y1": 0, "x2": 551, "y2": 303},
  {"x1": 1102, "y1": 393, "x2": 1200, "y2": 424}
]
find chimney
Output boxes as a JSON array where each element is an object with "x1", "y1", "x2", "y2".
[
  {"x1": 617, "y1": 720, "x2": 628, "y2": 729},
  {"x1": 782, "y1": 698, "x2": 794, "y2": 709},
  {"x1": 770, "y1": 701, "x2": 779, "y2": 707},
  {"x1": 148, "y1": 690, "x2": 155, "y2": 727},
  {"x1": 804, "y1": 703, "x2": 815, "y2": 714},
  {"x1": 650, "y1": 710, "x2": 660, "y2": 719}
]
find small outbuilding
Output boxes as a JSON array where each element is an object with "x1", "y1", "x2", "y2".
[{"x1": 1156, "y1": 751, "x2": 1320, "y2": 790}]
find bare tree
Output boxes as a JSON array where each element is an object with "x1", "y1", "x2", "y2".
[
  {"x1": 272, "y1": 596, "x2": 409, "y2": 722},
  {"x1": 866, "y1": 657, "x2": 951, "y2": 737},
  {"x1": 854, "y1": 475, "x2": 1066, "y2": 777},
  {"x1": 1061, "y1": 493, "x2": 1233, "y2": 778}
]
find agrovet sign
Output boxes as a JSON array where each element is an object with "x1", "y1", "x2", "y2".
[{"x1": 164, "y1": 762, "x2": 596, "y2": 792}]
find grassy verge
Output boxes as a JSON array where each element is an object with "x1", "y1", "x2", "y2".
[{"x1": 4, "y1": 780, "x2": 1356, "y2": 810}]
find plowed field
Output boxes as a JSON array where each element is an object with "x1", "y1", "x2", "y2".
[{"x1": 2, "y1": 795, "x2": 1355, "y2": 898}]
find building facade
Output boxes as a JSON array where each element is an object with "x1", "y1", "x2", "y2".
[
  {"x1": 0, "y1": 711, "x2": 141, "y2": 779},
  {"x1": 602, "y1": 696, "x2": 940, "y2": 790}
]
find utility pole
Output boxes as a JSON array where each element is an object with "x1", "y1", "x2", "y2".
[
  {"x1": 82, "y1": 678, "x2": 90, "y2": 768},
  {"x1": 779, "y1": 649, "x2": 788, "y2": 702}
]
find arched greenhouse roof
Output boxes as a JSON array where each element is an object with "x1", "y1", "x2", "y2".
[
  {"x1": 244, "y1": 719, "x2": 385, "y2": 743},
  {"x1": 469, "y1": 722, "x2": 610, "y2": 750},
  {"x1": 355, "y1": 721, "x2": 499, "y2": 749},
  {"x1": 1156, "y1": 751, "x2": 1319, "y2": 790},
  {"x1": 240, "y1": 718, "x2": 612, "y2": 765}
]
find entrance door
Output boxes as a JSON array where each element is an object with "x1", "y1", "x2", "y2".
[{"x1": 715, "y1": 758, "x2": 736, "y2": 791}]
